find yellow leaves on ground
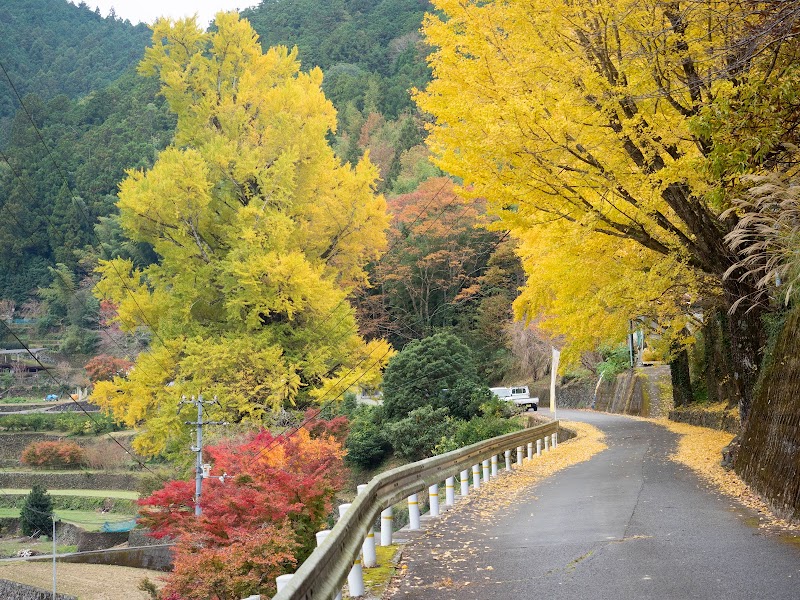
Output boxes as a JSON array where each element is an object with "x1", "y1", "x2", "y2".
[
  {"x1": 432, "y1": 421, "x2": 607, "y2": 527},
  {"x1": 461, "y1": 421, "x2": 608, "y2": 521},
  {"x1": 658, "y1": 419, "x2": 799, "y2": 532}
]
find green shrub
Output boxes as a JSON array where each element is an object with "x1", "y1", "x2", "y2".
[
  {"x1": 345, "y1": 419, "x2": 391, "y2": 469},
  {"x1": 436, "y1": 414, "x2": 522, "y2": 454},
  {"x1": 21, "y1": 440, "x2": 87, "y2": 469},
  {"x1": 0, "y1": 412, "x2": 121, "y2": 434},
  {"x1": 21, "y1": 485, "x2": 53, "y2": 537},
  {"x1": 382, "y1": 331, "x2": 488, "y2": 421},
  {"x1": 385, "y1": 406, "x2": 452, "y2": 461},
  {"x1": 596, "y1": 344, "x2": 631, "y2": 380}
]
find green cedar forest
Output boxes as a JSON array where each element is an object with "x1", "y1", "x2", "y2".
[{"x1": 0, "y1": 7, "x2": 798, "y2": 587}]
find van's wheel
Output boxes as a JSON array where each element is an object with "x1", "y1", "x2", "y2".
[{"x1": 532, "y1": 405, "x2": 538, "y2": 411}]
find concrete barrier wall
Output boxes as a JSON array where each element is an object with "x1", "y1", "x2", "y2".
[
  {"x1": 52, "y1": 544, "x2": 174, "y2": 572},
  {"x1": 594, "y1": 365, "x2": 673, "y2": 418},
  {"x1": 76, "y1": 530, "x2": 129, "y2": 552},
  {"x1": 0, "y1": 579, "x2": 76, "y2": 600}
]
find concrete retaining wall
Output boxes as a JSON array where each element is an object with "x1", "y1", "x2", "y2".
[
  {"x1": 51, "y1": 544, "x2": 174, "y2": 571},
  {"x1": 594, "y1": 365, "x2": 673, "y2": 418}
]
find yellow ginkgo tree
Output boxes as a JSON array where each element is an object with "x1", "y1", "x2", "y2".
[
  {"x1": 92, "y1": 13, "x2": 391, "y2": 455},
  {"x1": 416, "y1": 0, "x2": 790, "y2": 418}
]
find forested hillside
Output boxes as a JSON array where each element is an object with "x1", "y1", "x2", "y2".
[
  {"x1": 0, "y1": 0, "x2": 439, "y2": 305},
  {"x1": 0, "y1": 0, "x2": 151, "y2": 141},
  {"x1": 243, "y1": 0, "x2": 432, "y2": 117},
  {"x1": 0, "y1": 72, "x2": 174, "y2": 303}
]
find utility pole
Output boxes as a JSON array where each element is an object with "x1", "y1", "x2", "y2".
[{"x1": 179, "y1": 395, "x2": 226, "y2": 516}]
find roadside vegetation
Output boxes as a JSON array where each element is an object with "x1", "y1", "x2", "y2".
[{"x1": 1, "y1": 0, "x2": 799, "y2": 598}]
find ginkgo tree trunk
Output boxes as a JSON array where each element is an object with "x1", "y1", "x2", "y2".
[
  {"x1": 92, "y1": 13, "x2": 391, "y2": 456},
  {"x1": 416, "y1": 0, "x2": 787, "y2": 421}
]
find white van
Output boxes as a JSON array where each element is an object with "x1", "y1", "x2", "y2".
[{"x1": 489, "y1": 386, "x2": 539, "y2": 411}]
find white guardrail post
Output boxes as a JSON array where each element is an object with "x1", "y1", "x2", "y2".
[
  {"x1": 337, "y1": 504, "x2": 364, "y2": 596},
  {"x1": 314, "y1": 530, "x2": 342, "y2": 600},
  {"x1": 429, "y1": 484, "x2": 440, "y2": 517},
  {"x1": 445, "y1": 476, "x2": 455, "y2": 506},
  {"x1": 544, "y1": 436, "x2": 550, "y2": 451},
  {"x1": 272, "y1": 420, "x2": 559, "y2": 600},
  {"x1": 482, "y1": 459, "x2": 490, "y2": 481},
  {"x1": 491, "y1": 454, "x2": 498, "y2": 477},
  {"x1": 408, "y1": 494, "x2": 421, "y2": 529},
  {"x1": 527, "y1": 442, "x2": 533, "y2": 461},
  {"x1": 276, "y1": 574, "x2": 294, "y2": 592},
  {"x1": 380, "y1": 506, "x2": 393, "y2": 546},
  {"x1": 537, "y1": 438, "x2": 542, "y2": 456},
  {"x1": 552, "y1": 432, "x2": 558, "y2": 448},
  {"x1": 356, "y1": 484, "x2": 377, "y2": 568}
]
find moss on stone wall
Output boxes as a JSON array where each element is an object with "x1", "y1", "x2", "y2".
[{"x1": 734, "y1": 307, "x2": 800, "y2": 521}]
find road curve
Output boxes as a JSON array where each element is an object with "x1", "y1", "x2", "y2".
[{"x1": 386, "y1": 410, "x2": 800, "y2": 600}]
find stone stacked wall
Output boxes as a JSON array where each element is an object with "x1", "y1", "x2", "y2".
[
  {"x1": 668, "y1": 404, "x2": 740, "y2": 433},
  {"x1": 0, "y1": 470, "x2": 143, "y2": 491},
  {"x1": 0, "y1": 579, "x2": 76, "y2": 600},
  {"x1": 734, "y1": 308, "x2": 800, "y2": 521},
  {"x1": 528, "y1": 380, "x2": 593, "y2": 409},
  {"x1": 0, "y1": 432, "x2": 137, "y2": 468},
  {"x1": 39, "y1": 544, "x2": 175, "y2": 572}
]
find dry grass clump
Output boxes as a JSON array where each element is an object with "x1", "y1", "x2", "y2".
[{"x1": 659, "y1": 419, "x2": 798, "y2": 532}]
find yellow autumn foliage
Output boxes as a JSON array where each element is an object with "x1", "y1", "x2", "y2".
[
  {"x1": 416, "y1": 0, "x2": 761, "y2": 365},
  {"x1": 93, "y1": 13, "x2": 391, "y2": 455}
]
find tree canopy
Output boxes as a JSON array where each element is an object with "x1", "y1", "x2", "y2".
[
  {"x1": 416, "y1": 0, "x2": 799, "y2": 417},
  {"x1": 92, "y1": 13, "x2": 391, "y2": 455},
  {"x1": 0, "y1": 0, "x2": 150, "y2": 141},
  {"x1": 382, "y1": 330, "x2": 490, "y2": 421}
]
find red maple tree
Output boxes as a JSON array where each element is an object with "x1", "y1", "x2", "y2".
[{"x1": 139, "y1": 424, "x2": 349, "y2": 599}]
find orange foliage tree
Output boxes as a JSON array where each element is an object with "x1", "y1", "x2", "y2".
[
  {"x1": 357, "y1": 177, "x2": 500, "y2": 342},
  {"x1": 140, "y1": 423, "x2": 348, "y2": 599}
]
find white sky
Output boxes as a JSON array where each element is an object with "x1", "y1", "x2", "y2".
[{"x1": 76, "y1": 1, "x2": 258, "y2": 28}]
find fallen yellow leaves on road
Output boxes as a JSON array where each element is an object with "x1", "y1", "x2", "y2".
[
  {"x1": 384, "y1": 421, "x2": 607, "y2": 598},
  {"x1": 658, "y1": 419, "x2": 798, "y2": 532},
  {"x1": 439, "y1": 420, "x2": 607, "y2": 525}
]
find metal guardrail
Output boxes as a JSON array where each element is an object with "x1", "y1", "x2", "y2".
[{"x1": 273, "y1": 419, "x2": 559, "y2": 600}]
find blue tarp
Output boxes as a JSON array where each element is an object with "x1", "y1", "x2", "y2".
[{"x1": 101, "y1": 518, "x2": 137, "y2": 533}]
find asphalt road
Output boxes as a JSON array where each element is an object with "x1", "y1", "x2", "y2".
[{"x1": 386, "y1": 410, "x2": 800, "y2": 600}]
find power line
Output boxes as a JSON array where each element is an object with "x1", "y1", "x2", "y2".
[
  {"x1": 0, "y1": 321, "x2": 163, "y2": 478},
  {"x1": 0, "y1": 56, "x2": 512, "y2": 481},
  {"x1": 0, "y1": 59, "x2": 177, "y2": 370}
]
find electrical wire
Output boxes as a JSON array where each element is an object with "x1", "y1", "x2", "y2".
[{"x1": 0, "y1": 55, "x2": 513, "y2": 486}]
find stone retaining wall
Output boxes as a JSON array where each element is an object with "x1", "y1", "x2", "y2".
[
  {"x1": 668, "y1": 404, "x2": 740, "y2": 433},
  {"x1": 34, "y1": 544, "x2": 175, "y2": 572},
  {"x1": 0, "y1": 579, "x2": 76, "y2": 600},
  {"x1": 76, "y1": 530, "x2": 130, "y2": 552},
  {"x1": 0, "y1": 470, "x2": 143, "y2": 491},
  {"x1": 734, "y1": 307, "x2": 800, "y2": 521},
  {"x1": 527, "y1": 380, "x2": 594, "y2": 410}
]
